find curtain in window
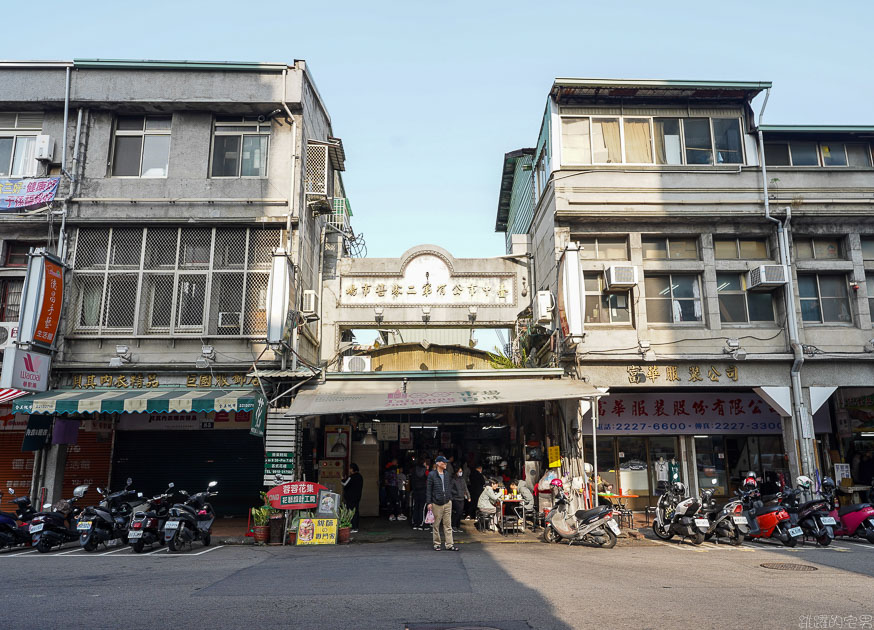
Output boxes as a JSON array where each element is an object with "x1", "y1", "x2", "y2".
[
  {"x1": 623, "y1": 119, "x2": 653, "y2": 163},
  {"x1": 592, "y1": 119, "x2": 621, "y2": 163}
]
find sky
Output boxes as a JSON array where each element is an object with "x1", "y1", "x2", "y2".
[{"x1": 6, "y1": 0, "x2": 874, "y2": 261}]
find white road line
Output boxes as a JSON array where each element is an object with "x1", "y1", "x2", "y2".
[
  {"x1": 98, "y1": 546, "x2": 129, "y2": 556},
  {"x1": 650, "y1": 539, "x2": 706, "y2": 553},
  {"x1": 145, "y1": 547, "x2": 169, "y2": 555},
  {"x1": 56, "y1": 548, "x2": 86, "y2": 556},
  {"x1": 7, "y1": 549, "x2": 39, "y2": 556},
  {"x1": 186, "y1": 545, "x2": 225, "y2": 556},
  {"x1": 843, "y1": 541, "x2": 874, "y2": 551}
]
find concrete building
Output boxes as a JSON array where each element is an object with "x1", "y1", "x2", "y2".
[
  {"x1": 497, "y1": 78, "x2": 874, "y2": 506},
  {"x1": 0, "y1": 59, "x2": 355, "y2": 515}
]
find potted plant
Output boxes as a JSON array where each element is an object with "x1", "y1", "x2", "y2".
[
  {"x1": 252, "y1": 507, "x2": 271, "y2": 544},
  {"x1": 338, "y1": 505, "x2": 354, "y2": 544}
]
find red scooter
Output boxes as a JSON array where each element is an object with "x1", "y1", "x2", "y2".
[
  {"x1": 821, "y1": 477, "x2": 874, "y2": 544},
  {"x1": 739, "y1": 477, "x2": 802, "y2": 547}
]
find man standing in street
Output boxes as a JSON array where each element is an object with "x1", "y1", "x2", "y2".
[
  {"x1": 426, "y1": 455, "x2": 457, "y2": 551},
  {"x1": 341, "y1": 463, "x2": 363, "y2": 533}
]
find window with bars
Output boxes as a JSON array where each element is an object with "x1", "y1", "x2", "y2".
[
  {"x1": 70, "y1": 226, "x2": 281, "y2": 336},
  {"x1": 0, "y1": 278, "x2": 24, "y2": 322}
]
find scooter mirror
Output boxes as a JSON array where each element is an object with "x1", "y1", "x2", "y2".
[
  {"x1": 7, "y1": 487, "x2": 14, "y2": 495},
  {"x1": 42, "y1": 503, "x2": 52, "y2": 510},
  {"x1": 208, "y1": 481, "x2": 218, "y2": 488},
  {"x1": 126, "y1": 477, "x2": 133, "y2": 487},
  {"x1": 96, "y1": 487, "x2": 104, "y2": 495},
  {"x1": 168, "y1": 482, "x2": 174, "y2": 489}
]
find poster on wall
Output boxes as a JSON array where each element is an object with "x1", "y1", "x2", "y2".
[
  {"x1": 376, "y1": 422, "x2": 398, "y2": 441},
  {"x1": 325, "y1": 425, "x2": 351, "y2": 459},
  {"x1": 399, "y1": 423, "x2": 412, "y2": 449}
]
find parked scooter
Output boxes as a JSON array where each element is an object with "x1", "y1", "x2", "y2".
[
  {"x1": 542, "y1": 480, "x2": 619, "y2": 548},
  {"x1": 30, "y1": 485, "x2": 88, "y2": 553},
  {"x1": 739, "y1": 476, "x2": 802, "y2": 547},
  {"x1": 699, "y1": 488, "x2": 748, "y2": 546},
  {"x1": 821, "y1": 477, "x2": 874, "y2": 544},
  {"x1": 78, "y1": 478, "x2": 145, "y2": 551},
  {"x1": 0, "y1": 488, "x2": 36, "y2": 550},
  {"x1": 128, "y1": 483, "x2": 175, "y2": 553},
  {"x1": 781, "y1": 476, "x2": 835, "y2": 547},
  {"x1": 652, "y1": 482, "x2": 709, "y2": 545},
  {"x1": 164, "y1": 481, "x2": 218, "y2": 552}
]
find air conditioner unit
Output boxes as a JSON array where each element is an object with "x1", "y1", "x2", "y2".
[
  {"x1": 302, "y1": 290, "x2": 319, "y2": 315},
  {"x1": 604, "y1": 265, "x2": 638, "y2": 290},
  {"x1": 0, "y1": 323, "x2": 17, "y2": 350},
  {"x1": 34, "y1": 135, "x2": 54, "y2": 161},
  {"x1": 748, "y1": 265, "x2": 787, "y2": 290},
  {"x1": 342, "y1": 355, "x2": 371, "y2": 373},
  {"x1": 218, "y1": 312, "x2": 241, "y2": 328},
  {"x1": 535, "y1": 290, "x2": 554, "y2": 324}
]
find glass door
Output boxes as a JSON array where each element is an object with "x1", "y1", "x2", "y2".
[
  {"x1": 649, "y1": 436, "x2": 679, "y2": 498},
  {"x1": 694, "y1": 436, "x2": 727, "y2": 496}
]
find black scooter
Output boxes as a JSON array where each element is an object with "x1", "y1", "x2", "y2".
[
  {"x1": 0, "y1": 487, "x2": 36, "y2": 550},
  {"x1": 164, "y1": 481, "x2": 218, "y2": 552},
  {"x1": 128, "y1": 483, "x2": 175, "y2": 553},
  {"x1": 699, "y1": 488, "x2": 749, "y2": 546},
  {"x1": 30, "y1": 485, "x2": 88, "y2": 553},
  {"x1": 78, "y1": 478, "x2": 144, "y2": 551},
  {"x1": 781, "y1": 488, "x2": 835, "y2": 547}
]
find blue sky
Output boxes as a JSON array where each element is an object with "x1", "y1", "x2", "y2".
[{"x1": 8, "y1": 1, "x2": 874, "y2": 259}]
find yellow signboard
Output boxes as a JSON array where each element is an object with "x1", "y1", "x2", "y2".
[
  {"x1": 548, "y1": 445, "x2": 561, "y2": 469},
  {"x1": 296, "y1": 518, "x2": 338, "y2": 545}
]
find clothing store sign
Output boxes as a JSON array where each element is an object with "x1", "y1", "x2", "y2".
[{"x1": 590, "y1": 393, "x2": 785, "y2": 435}]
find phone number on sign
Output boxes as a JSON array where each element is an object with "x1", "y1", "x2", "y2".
[{"x1": 598, "y1": 421, "x2": 783, "y2": 432}]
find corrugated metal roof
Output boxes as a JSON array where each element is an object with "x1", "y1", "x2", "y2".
[
  {"x1": 552, "y1": 78, "x2": 770, "y2": 103},
  {"x1": 496, "y1": 149, "x2": 535, "y2": 232},
  {"x1": 760, "y1": 124, "x2": 874, "y2": 134},
  {"x1": 73, "y1": 59, "x2": 289, "y2": 72}
]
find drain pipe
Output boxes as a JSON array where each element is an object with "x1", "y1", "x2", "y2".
[
  {"x1": 756, "y1": 88, "x2": 813, "y2": 477},
  {"x1": 57, "y1": 66, "x2": 72, "y2": 260}
]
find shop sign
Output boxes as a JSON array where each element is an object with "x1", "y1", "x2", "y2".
[
  {"x1": 68, "y1": 372, "x2": 259, "y2": 390},
  {"x1": 21, "y1": 415, "x2": 52, "y2": 451},
  {"x1": 117, "y1": 411, "x2": 252, "y2": 431},
  {"x1": 0, "y1": 177, "x2": 60, "y2": 211},
  {"x1": 548, "y1": 445, "x2": 561, "y2": 468},
  {"x1": 376, "y1": 422, "x2": 398, "y2": 441},
  {"x1": 265, "y1": 451, "x2": 295, "y2": 474},
  {"x1": 0, "y1": 347, "x2": 51, "y2": 392},
  {"x1": 399, "y1": 423, "x2": 412, "y2": 448},
  {"x1": 295, "y1": 518, "x2": 337, "y2": 545},
  {"x1": 15, "y1": 249, "x2": 65, "y2": 352},
  {"x1": 265, "y1": 481, "x2": 328, "y2": 510},
  {"x1": 624, "y1": 364, "x2": 739, "y2": 385}
]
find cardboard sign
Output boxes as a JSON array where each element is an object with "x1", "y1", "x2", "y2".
[
  {"x1": 296, "y1": 518, "x2": 337, "y2": 545},
  {"x1": 265, "y1": 481, "x2": 328, "y2": 510}
]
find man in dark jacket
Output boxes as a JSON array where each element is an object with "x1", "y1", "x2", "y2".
[
  {"x1": 467, "y1": 463, "x2": 486, "y2": 518},
  {"x1": 450, "y1": 466, "x2": 470, "y2": 533},
  {"x1": 341, "y1": 463, "x2": 363, "y2": 532},
  {"x1": 426, "y1": 455, "x2": 457, "y2": 551},
  {"x1": 410, "y1": 458, "x2": 429, "y2": 530}
]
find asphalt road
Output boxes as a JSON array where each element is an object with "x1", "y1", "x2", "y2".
[{"x1": 1, "y1": 537, "x2": 872, "y2": 630}]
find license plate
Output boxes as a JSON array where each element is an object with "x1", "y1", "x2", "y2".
[
  {"x1": 694, "y1": 518, "x2": 710, "y2": 529},
  {"x1": 164, "y1": 520, "x2": 179, "y2": 529},
  {"x1": 77, "y1": 521, "x2": 92, "y2": 531},
  {"x1": 732, "y1": 516, "x2": 748, "y2": 525},
  {"x1": 606, "y1": 519, "x2": 620, "y2": 535},
  {"x1": 820, "y1": 517, "x2": 836, "y2": 526},
  {"x1": 127, "y1": 530, "x2": 143, "y2": 539},
  {"x1": 29, "y1": 523, "x2": 44, "y2": 534},
  {"x1": 788, "y1": 526, "x2": 803, "y2": 537}
]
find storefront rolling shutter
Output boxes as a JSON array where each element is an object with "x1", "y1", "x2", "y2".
[
  {"x1": 0, "y1": 431, "x2": 33, "y2": 512},
  {"x1": 63, "y1": 430, "x2": 113, "y2": 507},
  {"x1": 111, "y1": 430, "x2": 263, "y2": 518}
]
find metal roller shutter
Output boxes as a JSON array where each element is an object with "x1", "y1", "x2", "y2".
[
  {"x1": 0, "y1": 430, "x2": 33, "y2": 512},
  {"x1": 62, "y1": 430, "x2": 113, "y2": 508},
  {"x1": 111, "y1": 430, "x2": 263, "y2": 517}
]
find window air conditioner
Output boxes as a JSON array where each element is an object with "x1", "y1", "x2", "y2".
[
  {"x1": 535, "y1": 291, "x2": 554, "y2": 324},
  {"x1": 218, "y1": 312, "x2": 241, "y2": 328},
  {"x1": 302, "y1": 290, "x2": 319, "y2": 315},
  {"x1": 0, "y1": 323, "x2": 16, "y2": 350},
  {"x1": 604, "y1": 265, "x2": 638, "y2": 290},
  {"x1": 747, "y1": 265, "x2": 787, "y2": 290},
  {"x1": 342, "y1": 355, "x2": 371, "y2": 372}
]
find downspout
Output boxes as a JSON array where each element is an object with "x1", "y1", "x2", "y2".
[
  {"x1": 756, "y1": 88, "x2": 812, "y2": 477},
  {"x1": 282, "y1": 66, "x2": 299, "y2": 373},
  {"x1": 57, "y1": 66, "x2": 71, "y2": 261}
]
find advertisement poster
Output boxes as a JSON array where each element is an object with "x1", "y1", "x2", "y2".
[
  {"x1": 548, "y1": 445, "x2": 561, "y2": 469},
  {"x1": 296, "y1": 518, "x2": 338, "y2": 545},
  {"x1": 316, "y1": 490, "x2": 340, "y2": 518},
  {"x1": 376, "y1": 422, "x2": 398, "y2": 441},
  {"x1": 399, "y1": 423, "x2": 412, "y2": 449},
  {"x1": 0, "y1": 177, "x2": 60, "y2": 211},
  {"x1": 33, "y1": 258, "x2": 64, "y2": 348}
]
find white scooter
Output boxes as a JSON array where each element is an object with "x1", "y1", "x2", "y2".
[{"x1": 542, "y1": 483, "x2": 620, "y2": 549}]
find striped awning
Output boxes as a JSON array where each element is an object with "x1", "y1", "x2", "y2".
[
  {"x1": 12, "y1": 389, "x2": 263, "y2": 416},
  {"x1": 0, "y1": 389, "x2": 27, "y2": 404}
]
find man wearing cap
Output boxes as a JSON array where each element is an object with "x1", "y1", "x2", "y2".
[{"x1": 426, "y1": 455, "x2": 457, "y2": 551}]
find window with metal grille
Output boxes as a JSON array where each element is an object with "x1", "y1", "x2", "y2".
[
  {"x1": 71, "y1": 227, "x2": 281, "y2": 336},
  {"x1": 0, "y1": 112, "x2": 43, "y2": 177},
  {"x1": 210, "y1": 116, "x2": 270, "y2": 178},
  {"x1": 0, "y1": 277, "x2": 24, "y2": 322},
  {"x1": 4, "y1": 241, "x2": 33, "y2": 267},
  {"x1": 304, "y1": 143, "x2": 328, "y2": 196}
]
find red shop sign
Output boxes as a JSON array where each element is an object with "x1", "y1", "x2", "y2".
[{"x1": 265, "y1": 481, "x2": 328, "y2": 510}]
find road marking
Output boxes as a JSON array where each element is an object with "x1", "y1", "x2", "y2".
[
  {"x1": 650, "y1": 539, "x2": 706, "y2": 553},
  {"x1": 145, "y1": 547, "x2": 169, "y2": 555},
  {"x1": 843, "y1": 541, "x2": 874, "y2": 551},
  {"x1": 702, "y1": 542, "x2": 755, "y2": 552},
  {"x1": 7, "y1": 549, "x2": 39, "y2": 556},
  {"x1": 98, "y1": 546, "x2": 129, "y2": 556},
  {"x1": 56, "y1": 548, "x2": 86, "y2": 556},
  {"x1": 187, "y1": 545, "x2": 224, "y2": 556}
]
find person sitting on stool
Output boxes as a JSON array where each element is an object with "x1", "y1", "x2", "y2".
[{"x1": 477, "y1": 479, "x2": 500, "y2": 529}]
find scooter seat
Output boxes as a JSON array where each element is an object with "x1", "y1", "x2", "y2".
[
  {"x1": 839, "y1": 503, "x2": 871, "y2": 517},
  {"x1": 0, "y1": 510, "x2": 18, "y2": 520},
  {"x1": 575, "y1": 506, "x2": 609, "y2": 522},
  {"x1": 750, "y1": 505, "x2": 783, "y2": 517}
]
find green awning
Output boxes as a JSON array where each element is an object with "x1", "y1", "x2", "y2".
[{"x1": 12, "y1": 389, "x2": 267, "y2": 437}]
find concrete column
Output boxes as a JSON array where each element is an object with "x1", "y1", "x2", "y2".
[{"x1": 41, "y1": 444, "x2": 68, "y2": 504}]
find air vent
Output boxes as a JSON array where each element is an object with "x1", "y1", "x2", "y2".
[
  {"x1": 0, "y1": 323, "x2": 16, "y2": 350},
  {"x1": 604, "y1": 265, "x2": 638, "y2": 290},
  {"x1": 748, "y1": 265, "x2": 787, "y2": 290},
  {"x1": 342, "y1": 355, "x2": 371, "y2": 372}
]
